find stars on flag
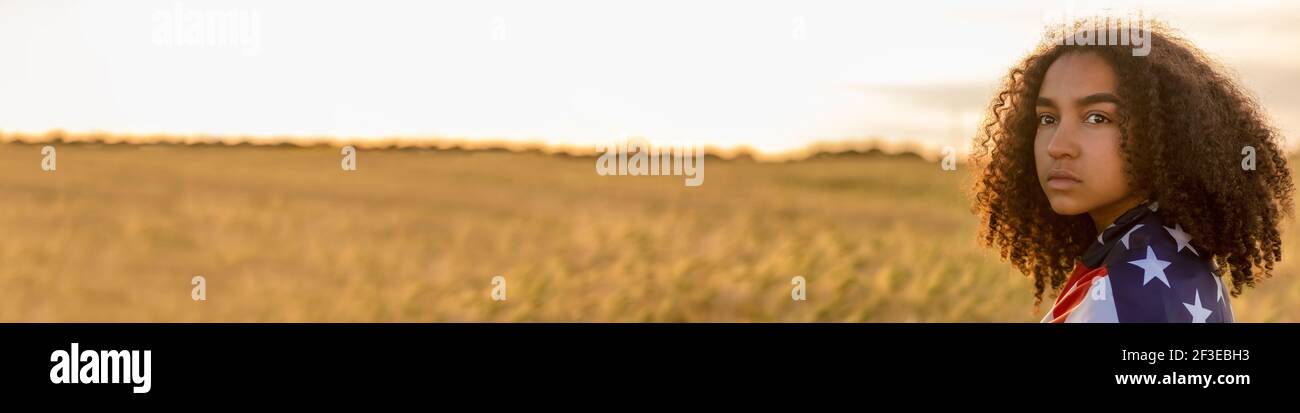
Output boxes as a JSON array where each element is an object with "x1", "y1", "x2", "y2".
[
  {"x1": 1183, "y1": 289, "x2": 1213, "y2": 323},
  {"x1": 1164, "y1": 224, "x2": 1198, "y2": 256},
  {"x1": 1120, "y1": 224, "x2": 1144, "y2": 249},
  {"x1": 1128, "y1": 246, "x2": 1172, "y2": 287},
  {"x1": 1213, "y1": 273, "x2": 1225, "y2": 303}
]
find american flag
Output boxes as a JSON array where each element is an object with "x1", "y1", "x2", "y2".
[{"x1": 1043, "y1": 201, "x2": 1234, "y2": 323}]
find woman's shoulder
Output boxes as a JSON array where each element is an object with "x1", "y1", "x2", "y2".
[{"x1": 1097, "y1": 212, "x2": 1234, "y2": 322}]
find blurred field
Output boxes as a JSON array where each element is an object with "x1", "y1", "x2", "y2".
[{"x1": 2, "y1": 142, "x2": 1299, "y2": 322}]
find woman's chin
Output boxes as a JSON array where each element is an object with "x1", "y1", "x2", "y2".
[{"x1": 1046, "y1": 198, "x2": 1089, "y2": 216}]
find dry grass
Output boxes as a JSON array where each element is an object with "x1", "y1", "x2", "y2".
[{"x1": 1, "y1": 142, "x2": 1297, "y2": 321}]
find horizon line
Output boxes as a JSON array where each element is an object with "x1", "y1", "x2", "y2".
[{"x1": 0, "y1": 129, "x2": 959, "y2": 162}]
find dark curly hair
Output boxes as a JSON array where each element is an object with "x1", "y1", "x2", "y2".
[{"x1": 971, "y1": 19, "x2": 1294, "y2": 306}]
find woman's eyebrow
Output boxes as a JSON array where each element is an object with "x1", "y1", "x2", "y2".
[
  {"x1": 1035, "y1": 93, "x2": 1120, "y2": 108},
  {"x1": 1079, "y1": 92, "x2": 1121, "y2": 106}
]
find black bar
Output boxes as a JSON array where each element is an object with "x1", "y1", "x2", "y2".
[{"x1": 0, "y1": 323, "x2": 1285, "y2": 400}]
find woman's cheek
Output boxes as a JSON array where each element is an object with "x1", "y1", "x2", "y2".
[
  {"x1": 1033, "y1": 134, "x2": 1051, "y2": 182},
  {"x1": 1089, "y1": 131, "x2": 1130, "y2": 200}
]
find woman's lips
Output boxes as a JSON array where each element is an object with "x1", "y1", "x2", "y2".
[{"x1": 1046, "y1": 169, "x2": 1082, "y2": 190}]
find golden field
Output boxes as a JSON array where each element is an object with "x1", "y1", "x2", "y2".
[{"x1": 2, "y1": 141, "x2": 1299, "y2": 322}]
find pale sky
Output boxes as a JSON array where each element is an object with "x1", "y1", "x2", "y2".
[{"x1": 1, "y1": 0, "x2": 1297, "y2": 155}]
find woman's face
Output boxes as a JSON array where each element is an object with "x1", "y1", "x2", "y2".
[{"x1": 1034, "y1": 51, "x2": 1138, "y2": 226}]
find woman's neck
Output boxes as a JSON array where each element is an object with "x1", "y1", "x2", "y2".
[{"x1": 1089, "y1": 196, "x2": 1145, "y2": 233}]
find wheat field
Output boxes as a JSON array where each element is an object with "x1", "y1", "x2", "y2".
[{"x1": 2, "y1": 142, "x2": 1298, "y2": 322}]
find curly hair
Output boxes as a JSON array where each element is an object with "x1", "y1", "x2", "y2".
[{"x1": 971, "y1": 19, "x2": 1294, "y2": 306}]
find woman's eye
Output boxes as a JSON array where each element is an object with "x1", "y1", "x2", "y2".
[
  {"x1": 1038, "y1": 114, "x2": 1057, "y2": 125},
  {"x1": 1084, "y1": 113, "x2": 1111, "y2": 124}
]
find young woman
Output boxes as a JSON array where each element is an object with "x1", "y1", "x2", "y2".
[{"x1": 971, "y1": 19, "x2": 1293, "y2": 322}]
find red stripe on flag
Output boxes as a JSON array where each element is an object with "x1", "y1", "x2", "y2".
[{"x1": 1049, "y1": 262, "x2": 1109, "y2": 323}]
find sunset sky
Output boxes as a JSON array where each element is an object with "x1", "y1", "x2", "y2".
[{"x1": 1, "y1": 0, "x2": 1297, "y2": 155}]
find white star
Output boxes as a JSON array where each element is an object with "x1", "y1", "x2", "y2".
[
  {"x1": 1213, "y1": 274, "x2": 1225, "y2": 303},
  {"x1": 1183, "y1": 289, "x2": 1213, "y2": 323},
  {"x1": 1164, "y1": 224, "x2": 1198, "y2": 256},
  {"x1": 1128, "y1": 246, "x2": 1171, "y2": 287},
  {"x1": 1096, "y1": 223, "x2": 1116, "y2": 244},
  {"x1": 1120, "y1": 224, "x2": 1144, "y2": 249}
]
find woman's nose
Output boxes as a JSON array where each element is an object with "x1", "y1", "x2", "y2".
[{"x1": 1046, "y1": 123, "x2": 1079, "y2": 159}]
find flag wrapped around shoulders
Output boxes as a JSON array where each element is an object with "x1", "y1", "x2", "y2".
[{"x1": 1043, "y1": 201, "x2": 1234, "y2": 323}]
